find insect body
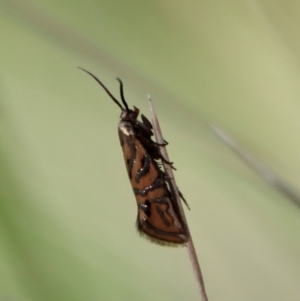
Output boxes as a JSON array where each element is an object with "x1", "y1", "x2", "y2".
[{"x1": 79, "y1": 68, "x2": 187, "y2": 245}]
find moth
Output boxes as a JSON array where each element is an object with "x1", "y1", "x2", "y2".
[{"x1": 79, "y1": 68, "x2": 188, "y2": 245}]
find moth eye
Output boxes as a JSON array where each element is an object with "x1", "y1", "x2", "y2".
[{"x1": 144, "y1": 200, "x2": 151, "y2": 217}]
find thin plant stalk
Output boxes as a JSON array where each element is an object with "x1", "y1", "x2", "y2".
[
  {"x1": 148, "y1": 95, "x2": 209, "y2": 301},
  {"x1": 210, "y1": 124, "x2": 300, "y2": 208}
]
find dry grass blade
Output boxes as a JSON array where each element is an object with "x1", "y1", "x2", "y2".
[
  {"x1": 148, "y1": 95, "x2": 209, "y2": 301},
  {"x1": 211, "y1": 123, "x2": 300, "y2": 208}
]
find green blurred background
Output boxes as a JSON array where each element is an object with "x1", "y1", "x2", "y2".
[{"x1": 1, "y1": 0, "x2": 300, "y2": 300}]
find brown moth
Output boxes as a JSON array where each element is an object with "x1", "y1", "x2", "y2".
[{"x1": 79, "y1": 68, "x2": 188, "y2": 245}]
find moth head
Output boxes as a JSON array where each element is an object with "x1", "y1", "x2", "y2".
[
  {"x1": 120, "y1": 105, "x2": 139, "y2": 121},
  {"x1": 78, "y1": 68, "x2": 139, "y2": 122}
]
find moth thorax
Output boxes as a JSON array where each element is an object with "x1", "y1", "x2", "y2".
[{"x1": 118, "y1": 120, "x2": 135, "y2": 137}]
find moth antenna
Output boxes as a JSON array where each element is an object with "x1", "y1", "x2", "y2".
[
  {"x1": 78, "y1": 67, "x2": 124, "y2": 110},
  {"x1": 116, "y1": 77, "x2": 129, "y2": 111}
]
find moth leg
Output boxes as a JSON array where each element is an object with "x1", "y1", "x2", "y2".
[
  {"x1": 156, "y1": 157, "x2": 176, "y2": 171},
  {"x1": 158, "y1": 153, "x2": 177, "y2": 170},
  {"x1": 178, "y1": 189, "x2": 190, "y2": 210},
  {"x1": 159, "y1": 170, "x2": 173, "y2": 182},
  {"x1": 160, "y1": 169, "x2": 190, "y2": 211},
  {"x1": 152, "y1": 140, "x2": 168, "y2": 147}
]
